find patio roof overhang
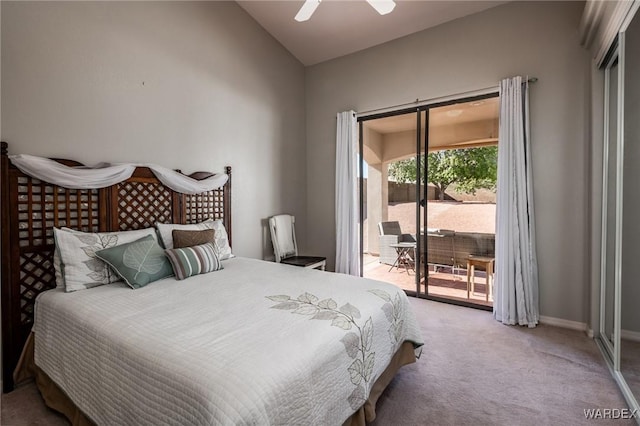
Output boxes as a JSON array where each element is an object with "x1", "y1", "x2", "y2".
[
  {"x1": 362, "y1": 96, "x2": 500, "y2": 165},
  {"x1": 363, "y1": 123, "x2": 498, "y2": 165}
]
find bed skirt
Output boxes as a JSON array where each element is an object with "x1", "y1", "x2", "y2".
[{"x1": 15, "y1": 333, "x2": 416, "y2": 426}]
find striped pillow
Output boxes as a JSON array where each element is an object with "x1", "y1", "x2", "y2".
[{"x1": 165, "y1": 243, "x2": 223, "y2": 280}]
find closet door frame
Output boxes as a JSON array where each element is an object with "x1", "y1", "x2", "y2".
[
  {"x1": 597, "y1": 3, "x2": 640, "y2": 418},
  {"x1": 599, "y1": 41, "x2": 621, "y2": 366}
]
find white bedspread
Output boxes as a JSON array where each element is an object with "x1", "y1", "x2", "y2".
[{"x1": 34, "y1": 257, "x2": 424, "y2": 425}]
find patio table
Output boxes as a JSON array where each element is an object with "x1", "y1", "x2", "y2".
[
  {"x1": 467, "y1": 255, "x2": 495, "y2": 301},
  {"x1": 389, "y1": 242, "x2": 416, "y2": 274}
]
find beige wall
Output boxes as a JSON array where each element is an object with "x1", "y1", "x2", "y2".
[
  {"x1": 0, "y1": 0, "x2": 599, "y2": 333},
  {"x1": 0, "y1": 0, "x2": 3, "y2": 389},
  {"x1": 621, "y1": 11, "x2": 640, "y2": 334},
  {"x1": 306, "y1": 1, "x2": 591, "y2": 323},
  {"x1": 1, "y1": 1, "x2": 306, "y2": 260}
]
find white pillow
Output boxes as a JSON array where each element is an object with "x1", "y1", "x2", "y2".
[
  {"x1": 211, "y1": 219, "x2": 233, "y2": 260},
  {"x1": 54, "y1": 227, "x2": 159, "y2": 292},
  {"x1": 156, "y1": 219, "x2": 233, "y2": 260},
  {"x1": 53, "y1": 248, "x2": 64, "y2": 289},
  {"x1": 53, "y1": 227, "x2": 87, "y2": 289}
]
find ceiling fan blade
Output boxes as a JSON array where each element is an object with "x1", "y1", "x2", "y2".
[
  {"x1": 295, "y1": 0, "x2": 321, "y2": 22},
  {"x1": 366, "y1": 0, "x2": 396, "y2": 15}
]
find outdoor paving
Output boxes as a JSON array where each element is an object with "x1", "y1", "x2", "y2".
[
  {"x1": 363, "y1": 254, "x2": 493, "y2": 307},
  {"x1": 363, "y1": 200, "x2": 495, "y2": 307}
]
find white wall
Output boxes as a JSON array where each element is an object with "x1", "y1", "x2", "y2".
[
  {"x1": 1, "y1": 1, "x2": 306, "y2": 260},
  {"x1": 305, "y1": 1, "x2": 592, "y2": 322}
]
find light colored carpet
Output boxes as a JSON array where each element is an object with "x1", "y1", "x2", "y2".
[
  {"x1": 1, "y1": 298, "x2": 633, "y2": 425},
  {"x1": 372, "y1": 299, "x2": 633, "y2": 426},
  {"x1": 621, "y1": 339, "x2": 640, "y2": 405}
]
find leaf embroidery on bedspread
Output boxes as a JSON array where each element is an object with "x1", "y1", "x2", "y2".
[
  {"x1": 266, "y1": 293, "x2": 375, "y2": 410},
  {"x1": 368, "y1": 289, "x2": 405, "y2": 350}
]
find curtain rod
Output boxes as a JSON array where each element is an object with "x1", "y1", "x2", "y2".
[{"x1": 356, "y1": 77, "x2": 537, "y2": 118}]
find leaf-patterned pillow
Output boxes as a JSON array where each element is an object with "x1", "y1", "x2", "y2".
[
  {"x1": 211, "y1": 220, "x2": 234, "y2": 260},
  {"x1": 95, "y1": 235, "x2": 174, "y2": 289},
  {"x1": 54, "y1": 227, "x2": 159, "y2": 292}
]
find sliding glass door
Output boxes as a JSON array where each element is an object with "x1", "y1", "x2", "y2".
[
  {"x1": 359, "y1": 108, "x2": 424, "y2": 295},
  {"x1": 359, "y1": 93, "x2": 499, "y2": 309},
  {"x1": 423, "y1": 97, "x2": 499, "y2": 307}
]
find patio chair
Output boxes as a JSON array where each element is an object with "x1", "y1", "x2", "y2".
[
  {"x1": 378, "y1": 221, "x2": 416, "y2": 266},
  {"x1": 269, "y1": 214, "x2": 326, "y2": 270}
]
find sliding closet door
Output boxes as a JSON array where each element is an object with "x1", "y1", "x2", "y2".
[
  {"x1": 600, "y1": 48, "x2": 620, "y2": 361},
  {"x1": 597, "y1": 6, "x2": 640, "y2": 413},
  {"x1": 620, "y1": 6, "x2": 640, "y2": 409}
]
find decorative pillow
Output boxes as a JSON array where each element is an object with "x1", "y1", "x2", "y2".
[
  {"x1": 156, "y1": 219, "x2": 214, "y2": 250},
  {"x1": 95, "y1": 235, "x2": 174, "y2": 289},
  {"x1": 54, "y1": 227, "x2": 158, "y2": 292},
  {"x1": 53, "y1": 248, "x2": 64, "y2": 289},
  {"x1": 53, "y1": 227, "x2": 91, "y2": 288},
  {"x1": 165, "y1": 243, "x2": 223, "y2": 280},
  {"x1": 156, "y1": 219, "x2": 233, "y2": 260},
  {"x1": 172, "y1": 229, "x2": 215, "y2": 249},
  {"x1": 54, "y1": 226, "x2": 77, "y2": 288},
  {"x1": 211, "y1": 219, "x2": 233, "y2": 260}
]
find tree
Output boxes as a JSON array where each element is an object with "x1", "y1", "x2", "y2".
[
  {"x1": 388, "y1": 156, "x2": 425, "y2": 185},
  {"x1": 388, "y1": 146, "x2": 498, "y2": 201}
]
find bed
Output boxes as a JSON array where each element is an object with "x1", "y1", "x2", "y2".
[{"x1": 0, "y1": 142, "x2": 424, "y2": 425}]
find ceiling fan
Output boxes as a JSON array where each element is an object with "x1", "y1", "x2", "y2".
[{"x1": 295, "y1": 0, "x2": 396, "y2": 22}]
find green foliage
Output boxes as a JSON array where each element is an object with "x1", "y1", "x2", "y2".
[
  {"x1": 388, "y1": 146, "x2": 498, "y2": 200},
  {"x1": 388, "y1": 156, "x2": 425, "y2": 185}
]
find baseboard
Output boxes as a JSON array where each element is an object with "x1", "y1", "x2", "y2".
[
  {"x1": 621, "y1": 328, "x2": 640, "y2": 342},
  {"x1": 539, "y1": 315, "x2": 588, "y2": 333}
]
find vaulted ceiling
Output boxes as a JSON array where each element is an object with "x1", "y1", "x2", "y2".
[{"x1": 237, "y1": 1, "x2": 508, "y2": 66}]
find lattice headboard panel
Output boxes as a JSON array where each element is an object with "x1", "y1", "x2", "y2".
[
  {"x1": 17, "y1": 176, "x2": 101, "y2": 245},
  {"x1": 185, "y1": 190, "x2": 226, "y2": 224},
  {"x1": 115, "y1": 180, "x2": 175, "y2": 230},
  {"x1": 1, "y1": 143, "x2": 231, "y2": 392},
  {"x1": 15, "y1": 177, "x2": 102, "y2": 330}
]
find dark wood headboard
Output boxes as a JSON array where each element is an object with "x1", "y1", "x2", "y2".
[{"x1": 0, "y1": 142, "x2": 232, "y2": 392}]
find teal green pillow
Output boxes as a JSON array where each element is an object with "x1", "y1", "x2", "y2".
[{"x1": 95, "y1": 235, "x2": 174, "y2": 289}]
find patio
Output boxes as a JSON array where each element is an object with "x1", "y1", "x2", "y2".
[
  {"x1": 360, "y1": 103, "x2": 498, "y2": 307},
  {"x1": 363, "y1": 253, "x2": 493, "y2": 307},
  {"x1": 362, "y1": 200, "x2": 495, "y2": 307}
]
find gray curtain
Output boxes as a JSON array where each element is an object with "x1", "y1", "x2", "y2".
[
  {"x1": 493, "y1": 76, "x2": 539, "y2": 327},
  {"x1": 335, "y1": 111, "x2": 359, "y2": 275}
]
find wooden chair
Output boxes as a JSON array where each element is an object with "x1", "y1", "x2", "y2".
[{"x1": 269, "y1": 214, "x2": 326, "y2": 270}]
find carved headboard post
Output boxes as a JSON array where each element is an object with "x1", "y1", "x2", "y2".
[
  {"x1": 225, "y1": 166, "x2": 232, "y2": 248},
  {"x1": 1, "y1": 142, "x2": 14, "y2": 392}
]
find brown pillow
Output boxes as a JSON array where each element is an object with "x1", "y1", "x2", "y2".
[{"x1": 172, "y1": 229, "x2": 216, "y2": 249}]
